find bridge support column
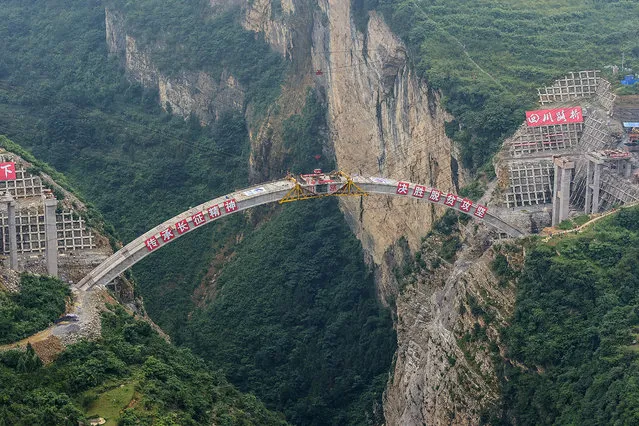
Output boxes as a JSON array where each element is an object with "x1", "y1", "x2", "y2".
[
  {"x1": 2, "y1": 193, "x2": 18, "y2": 270},
  {"x1": 44, "y1": 196, "x2": 58, "y2": 277},
  {"x1": 552, "y1": 156, "x2": 574, "y2": 226},
  {"x1": 592, "y1": 163, "x2": 602, "y2": 213},
  {"x1": 585, "y1": 160, "x2": 592, "y2": 214},
  {"x1": 585, "y1": 153, "x2": 604, "y2": 214}
]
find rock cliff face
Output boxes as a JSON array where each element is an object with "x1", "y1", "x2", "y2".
[
  {"x1": 383, "y1": 227, "x2": 519, "y2": 424},
  {"x1": 105, "y1": 8, "x2": 244, "y2": 125},
  {"x1": 312, "y1": 2, "x2": 462, "y2": 299},
  {"x1": 242, "y1": 0, "x2": 295, "y2": 58}
]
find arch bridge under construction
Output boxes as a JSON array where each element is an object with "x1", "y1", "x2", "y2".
[{"x1": 76, "y1": 170, "x2": 527, "y2": 291}]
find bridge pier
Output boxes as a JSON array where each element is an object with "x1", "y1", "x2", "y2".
[
  {"x1": 1, "y1": 193, "x2": 18, "y2": 270},
  {"x1": 44, "y1": 195, "x2": 58, "y2": 277},
  {"x1": 552, "y1": 156, "x2": 575, "y2": 226}
]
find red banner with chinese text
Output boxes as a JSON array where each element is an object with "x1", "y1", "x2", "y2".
[
  {"x1": 525, "y1": 107, "x2": 583, "y2": 127},
  {"x1": 0, "y1": 162, "x2": 17, "y2": 181}
]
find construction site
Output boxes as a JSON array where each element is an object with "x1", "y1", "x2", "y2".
[{"x1": 493, "y1": 70, "x2": 639, "y2": 231}]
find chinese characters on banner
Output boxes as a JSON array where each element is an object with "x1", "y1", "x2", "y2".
[
  {"x1": 412, "y1": 185, "x2": 426, "y2": 198},
  {"x1": 0, "y1": 162, "x2": 17, "y2": 181},
  {"x1": 191, "y1": 212, "x2": 206, "y2": 227},
  {"x1": 428, "y1": 189, "x2": 442, "y2": 202},
  {"x1": 160, "y1": 228, "x2": 175, "y2": 242},
  {"x1": 525, "y1": 107, "x2": 583, "y2": 127},
  {"x1": 396, "y1": 181, "x2": 409, "y2": 195},
  {"x1": 224, "y1": 199, "x2": 238, "y2": 213},
  {"x1": 395, "y1": 182, "x2": 489, "y2": 219},
  {"x1": 175, "y1": 219, "x2": 190, "y2": 235},
  {"x1": 145, "y1": 236, "x2": 159, "y2": 251},
  {"x1": 207, "y1": 205, "x2": 221, "y2": 219}
]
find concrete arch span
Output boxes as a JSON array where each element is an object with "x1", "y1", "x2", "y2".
[{"x1": 77, "y1": 173, "x2": 526, "y2": 291}]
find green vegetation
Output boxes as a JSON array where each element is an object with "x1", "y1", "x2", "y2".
[
  {"x1": 494, "y1": 206, "x2": 639, "y2": 424},
  {"x1": 184, "y1": 198, "x2": 396, "y2": 425},
  {"x1": 84, "y1": 382, "x2": 136, "y2": 426},
  {"x1": 355, "y1": 0, "x2": 639, "y2": 169},
  {"x1": 282, "y1": 90, "x2": 333, "y2": 173},
  {"x1": 557, "y1": 214, "x2": 592, "y2": 230},
  {"x1": 0, "y1": 274, "x2": 70, "y2": 345},
  {"x1": 0, "y1": 306, "x2": 287, "y2": 425}
]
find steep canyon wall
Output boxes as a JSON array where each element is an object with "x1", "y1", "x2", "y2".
[{"x1": 106, "y1": 2, "x2": 508, "y2": 424}]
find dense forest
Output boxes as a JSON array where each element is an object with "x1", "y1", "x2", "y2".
[
  {"x1": 2, "y1": 0, "x2": 639, "y2": 424},
  {"x1": 185, "y1": 198, "x2": 396, "y2": 425},
  {"x1": 0, "y1": 275, "x2": 70, "y2": 345},
  {"x1": 493, "y1": 206, "x2": 639, "y2": 424},
  {"x1": 0, "y1": 306, "x2": 287, "y2": 425}
]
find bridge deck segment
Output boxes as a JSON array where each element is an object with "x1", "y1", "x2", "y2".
[{"x1": 77, "y1": 175, "x2": 526, "y2": 291}]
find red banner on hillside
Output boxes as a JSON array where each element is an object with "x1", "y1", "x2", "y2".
[
  {"x1": 525, "y1": 107, "x2": 583, "y2": 127},
  {"x1": 0, "y1": 162, "x2": 16, "y2": 181}
]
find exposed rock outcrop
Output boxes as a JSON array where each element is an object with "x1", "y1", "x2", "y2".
[
  {"x1": 243, "y1": 0, "x2": 295, "y2": 58},
  {"x1": 105, "y1": 8, "x2": 245, "y2": 125}
]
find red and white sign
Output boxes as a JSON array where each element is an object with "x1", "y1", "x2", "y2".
[
  {"x1": 175, "y1": 219, "x2": 190, "y2": 235},
  {"x1": 474, "y1": 205, "x2": 488, "y2": 218},
  {"x1": 444, "y1": 193, "x2": 457, "y2": 207},
  {"x1": 428, "y1": 189, "x2": 442, "y2": 202},
  {"x1": 224, "y1": 199, "x2": 238, "y2": 213},
  {"x1": 459, "y1": 198, "x2": 473, "y2": 212},
  {"x1": 0, "y1": 162, "x2": 16, "y2": 181},
  {"x1": 192, "y1": 212, "x2": 206, "y2": 227},
  {"x1": 396, "y1": 181, "x2": 409, "y2": 195},
  {"x1": 526, "y1": 107, "x2": 583, "y2": 127},
  {"x1": 207, "y1": 205, "x2": 221, "y2": 219},
  {"x1": 412, "y1": 185, "x2": 426, "y2": 198},
  {"x1": 160, "y1": 228, "x2": 175, "y2": 243},
  {"x1": 329, "y1": 184, "x2": 339, "y2": 193},
  {"x1": 145, "y1": 236, "x2": 160, "y2": 252}
]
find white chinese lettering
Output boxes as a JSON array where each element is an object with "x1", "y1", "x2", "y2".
[
  {"x1": 161, "y1": 228, "x2": 174, "y2": 242},
  {"x1": 555, "y1": 109, "x2": 566, "y2": 122},
  {"x1": 208, "y1": 206, "x2": 221, "y2": 219},
  {"x1": 428, "y1": 189, "x2": 442, "y2": 202},
  {"x1": 412, "y1": 185, "x2": 426, "y2": 198},
  {"x1": 569, "y1": 108, "x2": 581, "y2": 120},
  {"x1": 176, "y1": 220, "x2": 190, "y2": 234},
  {"x1": 444, "y1": 193, "x2": 457, "y2": 206},
  {"x1": 224, "y1": 199, "x2": 238, "y2": 213},
  {"x1": 145, "y1": 236, "x2": 159, "y2": 251},
  {"x1": 396, "y1": 182, "x2": 409, "y2": 195},
  {"x1": 474, "y1": 205, "x2": 488, "y2": 218},
  {"x1": 192, "y1": 212, "x2": 206, "y2": 226}
]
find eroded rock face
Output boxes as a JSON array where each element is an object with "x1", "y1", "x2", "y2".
[
  {"x1": 384, "y1": 228, "x2": 518, "y2": 425},
  {"x1": 312, "y1": 1, "x2": 462, "y2": 301},
  {"x1": 243, "y1": 0, "x2": 295, "y2": 58},
  {"x1": 105, "y1": 8, "x2": 244, "y2": 125}
]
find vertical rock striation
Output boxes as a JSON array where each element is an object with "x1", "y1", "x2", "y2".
[{"x1": 310, "y1": 1, "x2": 462, "y2": 301}]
